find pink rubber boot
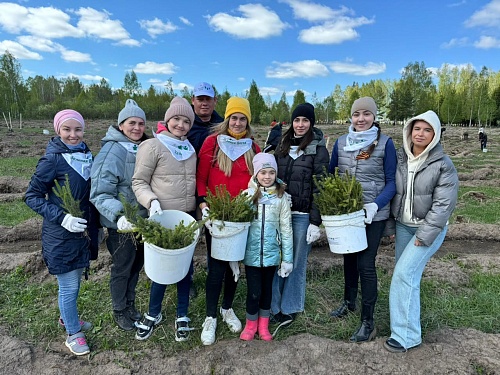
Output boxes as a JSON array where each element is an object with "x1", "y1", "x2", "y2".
[
  {"x1": 258, "y1": 317, "x2": 273, "y2": 341},
  {"x1": 240, "y1": 319, "x2": 258, "y2": 341}
]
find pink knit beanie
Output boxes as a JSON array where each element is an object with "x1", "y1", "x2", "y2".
[{"x1": 53, "y1": 109, "x2": 85, "y2": 134}]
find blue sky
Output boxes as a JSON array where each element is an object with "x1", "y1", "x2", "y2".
[{"x1": 1, "y1": 0, "x2": 499, "y2": 101}]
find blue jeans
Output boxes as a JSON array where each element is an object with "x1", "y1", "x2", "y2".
[
  {"x1": 56, "y1": 268, "x2": 84, "y2": 335},
  {"x1": 271, "y1": 213, "x2": 311, "y2": 315},
  {"x1": 148, "y1": 260, "x2": 193, "y2": 318},
  {"x1": 389, "y1": 222, "x2": 448, "y2": 349}
]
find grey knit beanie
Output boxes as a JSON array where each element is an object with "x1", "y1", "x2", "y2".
[
  {"x1": 351, "y1": 97, "x2": 377, "y2": 117},
  {"x1": 164, "y1": 97, "x2": 195, "y2": 127},
  {"x1": 118, "y1": 99, "x2": 146, "y2": 126}
]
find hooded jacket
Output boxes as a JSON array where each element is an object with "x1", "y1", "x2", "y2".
[
  {"x1": 275, "y1": 127, "x2": 330, "y2": 226},
  {"x1": 188, "y1": 109, "x2": 224, "y2": 155},
  {"x1": 24, "y1": 137, "x2": 99, "y2": 275},
  {"x1": 243, "y1": 178, "x2": 293, "y2": 267},
  {"x1": 391, "y1": 110, "x2": 459, "y2": 246},
  {"x1": 90, "y1": 126, "x2": 148, "y2": 229},
  {"x1": 132, "y1": 130, "x2": 196, "y2": 213}
]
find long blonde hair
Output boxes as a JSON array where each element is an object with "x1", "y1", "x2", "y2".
[{"x1": 211, "y1": 118, "x2": 256, "y2": 177}]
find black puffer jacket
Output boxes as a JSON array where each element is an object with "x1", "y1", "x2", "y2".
[{"x1": 275, "y1": 128, "x2": 330, "y2": 226}]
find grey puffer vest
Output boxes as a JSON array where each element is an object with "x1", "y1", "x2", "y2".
[{"x1": 336, "y1": 133, "x2": 390, "y2": 221}]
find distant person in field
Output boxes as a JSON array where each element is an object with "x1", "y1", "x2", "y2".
[
  {"x1": 478, "y1": 128, "x2": 488, "y2": 151},
  {"x1": 90, "y1": 99, "x2": 148, "y2": 332},
  {"x1": 187, "y1": 82, "x2": 224, "y2": 155},
  {"x1": 385, "y1": 110, "x2": 458, "y2": 353},
  {"x1": 263, "y1": 119, "x2": 282, "y2": 153},
  {"x1": 25, "y1": 109, "x2": 100, "y2": 356},
  {"x1": 132, "y1": 97, "x2": 197, "y2": 342}
]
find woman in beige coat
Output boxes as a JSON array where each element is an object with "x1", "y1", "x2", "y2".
[{"x1": 132, "y1": 97, "x2": 196, "y2": 342}]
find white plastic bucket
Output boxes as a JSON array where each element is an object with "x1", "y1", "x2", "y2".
[
  {"x1": 210, "y1": 220, "x2": 250, "y2": 261},
  {"x1": 144, "y1": 210, "x2": 200, "y2": 285},
  {"x1": 322, "y1": 209, "x2": 367, "y2": 254}
]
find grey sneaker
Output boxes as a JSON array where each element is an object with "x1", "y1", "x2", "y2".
[
  {"x1": 65, "y1": 331, "x2": 90, "y2": 356},
  {"x1": 220, "y1": 307, "x2": 242, "y2": 333},
  {"x1": 58, "y1": 318, "x2": 92, "y2": 332}
]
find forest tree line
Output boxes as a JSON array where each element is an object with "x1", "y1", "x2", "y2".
[{"x1": 1, "y1": 51, "x2": 500, "y2": 127}]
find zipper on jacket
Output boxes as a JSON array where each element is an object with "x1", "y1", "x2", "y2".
[{"x1": 260, "y1": 201, "x2": 266, "y2": 267}]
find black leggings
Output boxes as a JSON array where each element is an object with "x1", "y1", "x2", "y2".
[{"x1": 244, "y1": 265, "x2": 277, "y2": 316}]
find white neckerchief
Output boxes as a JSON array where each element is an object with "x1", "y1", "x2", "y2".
[
  {"x1": 61, "y1": 152, "x2": 93, "y2": 181},
  {"x1": 344, "y1": 125, "x2": 378, "y2": 152},
  {"x1": 289, "y1": 145, "x2": 304, "y2": 160},
  {"x1": 118, "y1": 142, "x2": 140, "y2": 154},
  {"x1": 156, "y1": 133, "x2": 195, "y2": 161},
  {"x1": 217, "y1": 134, "x2": 252, "y2": 161}
]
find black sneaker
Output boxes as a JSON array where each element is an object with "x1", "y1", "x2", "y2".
[
  {"x1": 270, "y1": 312, "x2": 283, "y2": 325},
  {"x1": 114, "y1": 309, "x2": 136, "y2": 331},
  {"x1": 175, "y1": 316, "x2": 192, "y2": 342},
  {"x1": 125, "y1": 302, "x2": 142, "y2": 322},
  {"x1": 135, "y1": 313, "x2": 162, "y2": 341},
  {"x1": 272, "y1": 313, "x2": 295, "y2": 338}
]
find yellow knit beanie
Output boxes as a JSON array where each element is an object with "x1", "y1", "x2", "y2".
[{"x1": 224, "y1": 97, "x2": 252, "y2": 123}]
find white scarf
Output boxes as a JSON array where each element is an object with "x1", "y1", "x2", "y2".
[
  {"x1": 61, "y1": 152, "x2": 93, "y2": 181},
  {"x1": 156, "y1": 133, "x2": 195, "y2": 161},
  {"x1": 118, "y1": 142, "x2": 139, "y2": 154},
  {"x1": 289, "y1": 145, "x2": 304, "y2": 160},
  {"x1": 344, "y1": 125, "x2": 378, "y2": 152},
  {"x1": 217, "y1": 134, "x2": 253, "y2": 161}
]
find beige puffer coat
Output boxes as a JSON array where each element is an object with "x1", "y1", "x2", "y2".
[{"x1": 132, "y1": 135, "x2": 196, "y2": 213}]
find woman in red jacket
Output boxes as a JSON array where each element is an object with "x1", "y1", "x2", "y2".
[{"x1": 197, "y1": 97, "x2": 260, "y2": 345}]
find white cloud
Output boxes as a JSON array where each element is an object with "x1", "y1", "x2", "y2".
[
  {"x1": 17, "y1": 36, "x2": 61, "y2": 52},
  {"x1": 441, "y1": 37, "x2": 469, "y2": 48},
  {"x1": 76, "y1": 7, "x2": 140, "y2": 46},
  {"x1": 474, "y1": 35, "x2": 500, "y2": 48},
  {"x1": 283, "y1": 0, "x2": 347, "y2": 22},
  {"x1": 132, "y1": 61, "x2": 178, "y2": 74},
  {"x1": 266, "y1": 60, "x2": 329, "y2": 79},
  {"x1": 299, "y1": 17, "x2": 373, "y2": 44},
  {"x1": 139, "y1": 17, "x2": 177, "y2": 38},
  {"x1": 207, "y1": 4, "x2": 287, "y2": 39},
  {"x1": 238, "y1": 77, "x2": 246, "y2": 81},
  {"x1": 60, "y1": 49, "x2": 92, "y2": 63},
  {"x1": 327, "y1": 61, "x2": 386, "y2": 76},
  {"x1": 179, "y1": 17, "x2": 192, "y2": 26},
  {"x1": 465, "y1": 0, "x2": 500, "y2": 28},
  {"x1": 0, "y1": 40, "x2": 42, "y2": 59},
  {"x1": 259, "y1": 86, "x2": 282, "y2": 96},
  {"x1": 61, "y1": 73, "x2": 106, "y2": 82},
  {"x1": 0, "y1": 3, "x2": 84, "y2": 38}
]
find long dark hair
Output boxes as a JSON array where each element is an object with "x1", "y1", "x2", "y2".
[{"x1": 276, "y1": 124, "x2": 314, "y2": 156}]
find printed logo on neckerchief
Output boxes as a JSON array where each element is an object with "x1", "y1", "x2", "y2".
[
  {"x1": 61, "y1": 152, "x2": 93, "y2": 181},
  {"x1": 118, "y1": 142, "x2": 139, "y2": 154},
  {"x1": 155, "y1": 133, "x2": 195, "y2": 161},
  {"x1": 217, "y1": 134, "x2": 252, "y2": 161},
  {"x1": 289, "y1": 145, "x2": 304, "y2": 160}
]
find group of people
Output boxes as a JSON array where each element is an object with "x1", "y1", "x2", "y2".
[{"x1": 24, "y1": 83, "x2": 458, "y2": 357}]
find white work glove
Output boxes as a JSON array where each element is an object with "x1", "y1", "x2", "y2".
[
  {"x1": 201, "y1": 207, "x2": 212, "y2": 229},
  {"x1": 229, "y1": 261, "x2": 240, "y2": 282},
  {"x1": 61, "y1": 214, "x2": 87, "y2": 233},
  {"x1": 149, "y1": 199, "x2": 163, "y2": 218},
  {"x1": 363, "y1": 202, "x2": 378, "y2": 224},
  {"x1": 98, "y1": 228, "x2": 106, "y2": 244},
  {"x1": 285, "y1": 192, "x2": 292, "y2": 207},
  {"x1": 278, "y1": 262, "x2": 293, "y2": 278},
  {"x1": 117, "y1": 216, "x2": 134, "y2": 231},
  {"x1": 306, "y1": 224, "x2": 321, "y2": 244}
]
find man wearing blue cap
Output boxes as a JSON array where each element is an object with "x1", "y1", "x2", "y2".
[{"x1": 189, "y1": 82, "x2": 224, "y2": 154}]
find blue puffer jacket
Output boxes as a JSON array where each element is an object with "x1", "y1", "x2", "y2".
[
  {"x1": 90, "y1": 126, "x2": 148, "y2": 229},
  {"x1": 243, "y1": 179, "x2": 293, "y2": 267},
  {"x1": 24, "y1": 137, "x2": 99, "y2": 275}
]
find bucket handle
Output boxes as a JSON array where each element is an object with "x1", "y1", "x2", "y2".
[{"x1": 210, "y1": 223, "x2": 248, "y2": 238}]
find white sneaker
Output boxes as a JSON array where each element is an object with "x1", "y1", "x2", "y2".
[
  {"x1": 201, "y1": 317, "x2": 217, "y2": 345},
  {"x1": 220, "y1": 307, "x2": 242, "y2": 333}
]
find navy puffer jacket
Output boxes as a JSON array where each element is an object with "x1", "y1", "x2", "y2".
[{"x1": 25, "y1": 137, "x2": 99, "y2": 275}]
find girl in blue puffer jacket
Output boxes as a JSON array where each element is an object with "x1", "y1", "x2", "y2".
[{"x1": 239, "y1": 153, "x2": 293, "y2": 341}]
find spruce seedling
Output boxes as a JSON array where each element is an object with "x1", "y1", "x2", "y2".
[{"x1": 52, "y1": 174, "x2": 84, "y2": 218}]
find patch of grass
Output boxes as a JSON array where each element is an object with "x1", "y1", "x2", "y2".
[
  {"x1": 0, "y1": 156, "x2": 38, "y2": 178},
  {"x1": 1, "y1": 260, "x2": 497, "y2": 355},
  {"x1": 0, "y1": 199, "x2": 38, "y2": 226},
  {"x1": 452, "y1": 186, "x2": 500, "y2": 224}
]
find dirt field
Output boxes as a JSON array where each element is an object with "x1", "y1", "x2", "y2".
[{"x1": 0, "y1": 120, "x2": 499, "y2": 374}]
